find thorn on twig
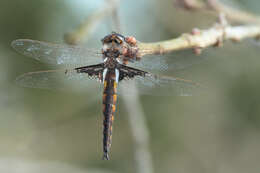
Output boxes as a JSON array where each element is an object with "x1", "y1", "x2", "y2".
[
  {"x1": 214, "y1": 37, "x2": 223, "y2": 47},
  {"x1": 193, "y1": 47, "x2": 202, "y2": 55},
  {"x1": 174, "y1": 0, "x2": 201, "y2": 10},
  {"x1": 212, "y1": 13, "x2": 228, "y2": 47},
  {"x1": 191, "y1": 28, "x2": 203, "y2": 54},
  {"x1": 158, "y1": 45, "x2": 165, "y2": 55},
  {"x1": 255, "y1": 34, "x2": 260, "y2": 40},
  {"x1": 191, "y1": 28, "x2": 201, "y2": 35},
  {"x1": 230, "y1": 37, "x2": 241, "y2": 43},
  {"x1": 206, "y1": 0, "x2": 219, "y2": 10},
  {"x1": 217, "y1": 13, "x2": 228, "y2": 26}
]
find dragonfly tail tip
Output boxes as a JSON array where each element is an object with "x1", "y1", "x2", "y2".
[{"x1": 102, "y1": 153, "x2": 110, "y2": 160}]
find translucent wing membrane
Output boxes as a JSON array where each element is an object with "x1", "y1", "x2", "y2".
[
  {"x1": 132, "y1": 49, "x2": 207, "y2": 71},
  {"x1": 16, "y1": 68, "x2": 201, "y2": 96},
  {"x1": 128, "y1": 55, "x2": 169, "y2": 71},
  {"x1": 11, "y1": 39, "x2": 102, "y2": 65},
  {"x1": 15, "y1": 69, "x2": 101, "y2": 91},
  {"x1": 119, "y1": 73, "x2": 202, "y2": 96}
]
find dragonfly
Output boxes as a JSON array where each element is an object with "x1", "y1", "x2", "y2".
[{"x1": 12, "y1": 32, "x2": 201, "y2": 160}]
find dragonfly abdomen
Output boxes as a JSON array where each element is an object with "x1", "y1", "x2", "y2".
[{"x1": 102, "y1": 69, "x2": 118, "y2": 160}]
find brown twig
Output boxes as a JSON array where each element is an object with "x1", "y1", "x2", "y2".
[
  {"x1": 174, "y1": 0, "x2": 260, "y2": 24},
  {"x1": 174, "y1": 0, "x2": 205, "y2": 10},
  {"x1": 138, "y1": 14, "x2": 260, "y2": 56}
]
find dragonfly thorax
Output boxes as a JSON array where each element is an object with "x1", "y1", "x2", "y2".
[{"x1": 104, "y1": 57, "x2": 119, "y2": 69}]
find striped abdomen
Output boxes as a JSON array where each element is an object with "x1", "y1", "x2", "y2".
[{"x1": 102, "y1": 68, "x2": 118, "y2": 160}]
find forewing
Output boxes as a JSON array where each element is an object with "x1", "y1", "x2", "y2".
[
  {"x1": 11, "y1": 39, "x2": 102, "y2": 65},
  {"x1": 119, "y1": 72, "x2": 202, "y2": 96},
  {"x1": 15, "y1": 66, "x2": 104, "y2": 91}
]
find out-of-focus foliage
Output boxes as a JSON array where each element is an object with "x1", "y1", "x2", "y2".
[{"x1": 0, "y1": 0, "x2": 260, "y2": 172}]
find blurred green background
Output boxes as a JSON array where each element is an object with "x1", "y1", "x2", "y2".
[{"x1": 1, "y1": 0, "x2": 260, "y2": 172}]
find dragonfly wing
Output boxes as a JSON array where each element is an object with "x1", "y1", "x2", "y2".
[
  {"x1": 128, "y1": 54, "x2": 169, "y2": 71},
  {"x1": 15, "y1": 64, "x2": 105, "y2": 91},
  {"x1": 117, "y1": 65, "x2": 202, "y2": 96},
  {"x1": 130, "y1": 49, "x2": 207, "y2": 71},
  {"x1": 11, "y1": 39, "x2": 103, "y2": 65}
]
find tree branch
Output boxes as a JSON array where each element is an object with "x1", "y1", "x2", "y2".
[
  {"x1": 174, "y1": 0, "x2": 260, "y2": 24},
  {"x1": 138, "y1": 14, "x2": 260, "y2": 56}
]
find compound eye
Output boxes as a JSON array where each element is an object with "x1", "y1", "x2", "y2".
[
  {"x1": 115, "y1": 38, "x2": 123, "y2": 44},
  {"x1": 101, "y1": 35, "x2": 112, "y2": 44}
]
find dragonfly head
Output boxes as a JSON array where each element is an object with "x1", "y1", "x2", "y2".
[
  {"x1": 101, "y1": 32, "x2": 140, "y2": 63},
  {"x1": 101, "y1": 32, "x2": 126, "y2": 58},
  {"x1": 101, "y1": 32, "x2": 125, "y2": 45}
]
